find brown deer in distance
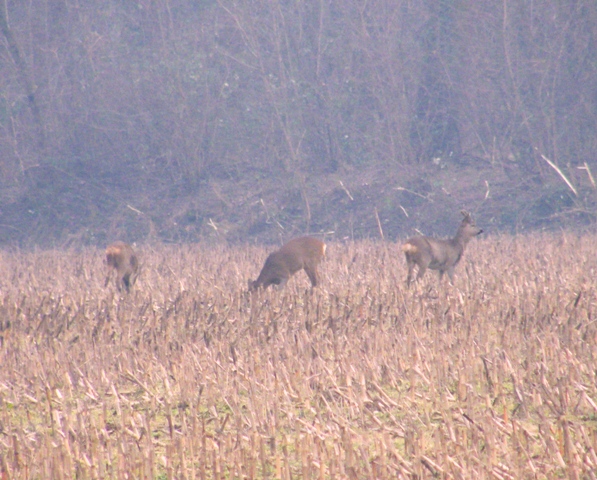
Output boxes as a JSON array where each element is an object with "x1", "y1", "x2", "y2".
[
  {"x1": 104, "y1": 242, "x2": 139, "y2": 293},
  {"x1": 249, "y1": 236, "x2": 326, "y2": 291},
  {"x1": 402, "y1": 211, "x2": 483, "y2": 286}
]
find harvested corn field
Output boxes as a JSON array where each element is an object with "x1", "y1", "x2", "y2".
[{"x1": 1, "y1": 234, "x2": 596, "y2": 478}]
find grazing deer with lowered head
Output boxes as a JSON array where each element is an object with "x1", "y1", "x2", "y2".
[
  {"x1": 104, "y1": 241, "x2": 139, "y2": 293},
  {"x1": 249, "y1": 236, "x2": 326, "y2": 291},
  {"x1": 402, "y1": 211, "x2": 482, "y2": 286}
]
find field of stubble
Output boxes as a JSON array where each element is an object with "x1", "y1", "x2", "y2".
[{"x1": 1, "y1": 233, "x2": 597, "y2": 479}]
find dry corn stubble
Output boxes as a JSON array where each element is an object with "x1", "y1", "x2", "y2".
[{"x1": 0, "y1": 233, "x2": 596, "y2": 478}]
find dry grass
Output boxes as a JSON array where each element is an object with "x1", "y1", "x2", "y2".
[{"x1": 1, "y1": 234, "x2": 597, "y2": 479}]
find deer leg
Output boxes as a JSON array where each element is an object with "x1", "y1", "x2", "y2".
[
  {"x1": 304, "y1": 266, "x2": 319, "y2": 287},
  {"x1": 405, "y1": 258, "x2": 415, "y2": 286},
  {"x1": 416, "y1": 263, "x2": 427, "y2": 281},
  {"x1": 447, "y1": 267, "x2": 455, "y2": 285},
  {"x1": 123, "y1": 274, "x2": 131, "y2": 293}
]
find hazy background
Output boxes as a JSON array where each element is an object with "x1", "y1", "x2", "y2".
[{"x1": 0, "y1": 0, "x2": 596, "y2": 246}]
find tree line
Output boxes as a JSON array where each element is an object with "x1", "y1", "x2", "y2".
[{"x1": 0, "y1": 0, "x2": 595, "y2": 244}]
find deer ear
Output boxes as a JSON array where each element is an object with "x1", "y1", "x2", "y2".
[{"x1": 461, "y1": 210, "x2": 472, "y2": 222}]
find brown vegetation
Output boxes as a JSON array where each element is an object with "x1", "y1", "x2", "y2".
[
  {"x1": 1, "y1": 1, "x2": 596, "y2": 246},
  {"x1": 1, "y1": 234, "x2": 597, "y2": 478}
]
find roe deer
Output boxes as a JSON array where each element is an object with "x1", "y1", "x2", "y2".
[
  {"x1": 104, "y1": 241, "x2": 139, "y2": 293},
  {"x1": 248, "y1": 236, "x2": 326, "y2": 291},
  {"x1": 402, "y1": 211, "x2": 482, "y2": 286}
]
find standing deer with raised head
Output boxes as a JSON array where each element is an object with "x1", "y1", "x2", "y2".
[
  {"x1": 104, "y1": 241, "x2": 139, "y2": 293},
  {"x1": 402, "y1": 211, "x2": 482, "y2": 286},
  {"x1": 249, "y1": 236, "x2": 326, "y2": 291}
]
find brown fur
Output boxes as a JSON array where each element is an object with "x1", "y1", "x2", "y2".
[
  {"x1": 104, "y1": 242, "x2": 139, "y2": 293},
  {"x1": 248, "y1": 236, "x2": 326, "y2": 291},
  {"x1": 402, "y1": 211, "x2": 482, "y2": 286}
]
